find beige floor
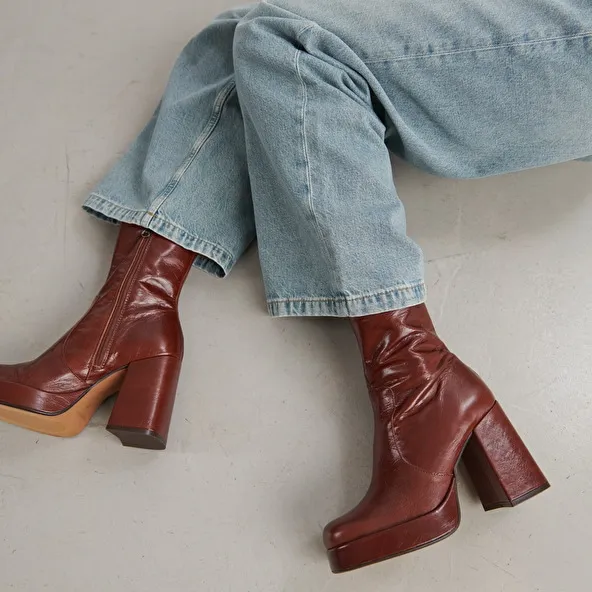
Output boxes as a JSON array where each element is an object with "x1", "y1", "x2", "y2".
[{"x1": 1, "y1": 1, "x2": 591, "y2": 591}]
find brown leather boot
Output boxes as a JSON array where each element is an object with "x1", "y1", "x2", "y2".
[
  {"x1": 323, "y1": 304, "x2": 549, "y2": 572},
  {"x1": 0, "y1": 224, "x2": 195, "y2": 449}
]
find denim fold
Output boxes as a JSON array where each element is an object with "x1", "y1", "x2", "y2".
[{"x1": 84, "y1": 0, "x2": 592, "y2": 317}]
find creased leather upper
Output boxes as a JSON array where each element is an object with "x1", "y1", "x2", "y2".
[
  {"x1": 0, "y1": 224, "x2": 194, "y2": 415},
  {"x1": 324, "y1": 305, "x2": 495, "y2": 549}
]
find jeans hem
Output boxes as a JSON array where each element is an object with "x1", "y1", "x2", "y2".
[
  {"x1": 83, "y1": 193, "x2": 234, "y2": 278},
  {"x1": 267, "y1": 283, "x2": 426, "y2": 317}
]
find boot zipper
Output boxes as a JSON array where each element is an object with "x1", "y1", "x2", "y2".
[{"x1": 91, "y1": 229, "x2": 152, "y2": 372}]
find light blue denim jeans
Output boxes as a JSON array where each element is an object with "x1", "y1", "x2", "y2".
[{"x1": 84, "y1": 0, "x2": 592, "y2": 317}]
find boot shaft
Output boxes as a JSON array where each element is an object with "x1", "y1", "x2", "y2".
[
  {"x1": 0, "y1": 225, "x2": 194, "y2": 425},
  {"x1": 107, "y1": 223, "x2": 144, "y2": 275},
  {"x1": 64, "y1": 227, "x2": 194, "y2": 379},
  {"x1": 352, "y1": 305, "x2": 496, "y2": 474},
  {"x1": 351, "y1": 305, "x2": 447, "y2": 403}
]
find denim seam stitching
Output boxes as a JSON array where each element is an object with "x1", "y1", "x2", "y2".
[
  {"x1": 143, "y1": 79, "x2": 237, "y2": 223},
  {"x1": 267, "y1": 282, "x2": 425, "y2": 304},
  {"x1": 294, "y1": 50, "x2": 315, "y2": 235},
  {"x1": 87, "y1": 192, "x2": 151, "y2": 215},
  {"x1": 363, "y1": 31, "x2": 592, "y2": 64},
  {"x1": 294, "y1": 29, "x2": 343, "y2": 292},
  {"x1": 296, "y1": 22, "x2": 316, "y2": 39},
  {"x1": 85, "y1": 193, "x2": 236, "y2": 266},
  {"x1": 148, "y1": 215, "x2": 235, "y2": 264}
]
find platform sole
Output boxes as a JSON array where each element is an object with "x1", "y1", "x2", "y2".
[
  {"x1": 327, "y1": 479, "x2": 460, "y2": 574},
  {"x1": 0, "y1": 370, "x2": 125, "y2": 438}
]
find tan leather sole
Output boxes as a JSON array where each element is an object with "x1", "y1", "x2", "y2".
[{"x1": 0, "y1": 370, "x2": 125, "y2": 438}]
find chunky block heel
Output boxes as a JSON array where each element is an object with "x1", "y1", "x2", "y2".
[
  {"x1": 106, "y1": 356, "x2": 182, "y2": 450},
  {"x1": 463, "y1": 403, "x2": 550, "y2": 511}
]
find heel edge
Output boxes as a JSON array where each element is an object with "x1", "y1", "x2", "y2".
[
  {"x1": 107, "y1": 355, "x2": 182, "y2": 450},
  {"x1": 106, "y1": 425, "x2": 167, "y2": 450},
  {"x1": 463, "y1": 403, "x2": 550, "y2": 510},
  {"x1": 481, "y1": 482, "x2": 551, "y2": 511}
]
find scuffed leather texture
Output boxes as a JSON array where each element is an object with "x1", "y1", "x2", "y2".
[
  {"x1": 0, "y1": 224, "x2": 194, "y2": 416},
  {"x1": 324, "y1": 304, "x2": 496, "y2": 549},
  {"x1": 466, "y1": 403, "x2": 549, "y2": 505}
]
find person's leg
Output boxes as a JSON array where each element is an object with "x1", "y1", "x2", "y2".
[
  {"x1": 235, "y1": 0, "x2": 591, "y2": 317},
  {"x1": 267, "y1": 0, "x2": 592, "y2": 175},
  {"x1": 234, "y1": 5, "x2": 425, "y2": 317},
  {"x1": 84, "y1": 6, "x2": 256, "y2": 277},
  {"x1": 0, "y1": 7, "x2": 256, "y2": 448},
  {"x1": 232, "y1": 0, "x2": 585, "y2": 571}
]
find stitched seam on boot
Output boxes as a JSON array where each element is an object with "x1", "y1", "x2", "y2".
[
  {"x1": 388, "y1": 384, "x2": 455, "y2": 478},
  {"x1": 59, "y1": 336, "x2": 89, "y2": 385},
  {"x1": 391, "y1": 427, "x2": 453, "y2": 477}
]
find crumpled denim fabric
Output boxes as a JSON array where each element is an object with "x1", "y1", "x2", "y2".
[{"x1": 84, "y1": 1, "x2": 592, "y2": 317}]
